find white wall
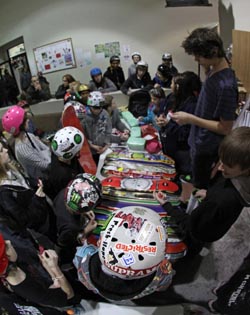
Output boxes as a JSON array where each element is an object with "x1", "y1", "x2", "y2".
[
  {"x1": 0, "y1": 0, "x2": 219, "y2": 93},
  {"x1": 221, "y1": 0, "x2": 250, "y2": 31}
]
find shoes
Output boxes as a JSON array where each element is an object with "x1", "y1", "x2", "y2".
[
  {"x1": 208, "y1": 300, "x2": 220, "y2": 314},
  {"x1": 211, "y1": 281, "x2": 226, "y2": 295}
]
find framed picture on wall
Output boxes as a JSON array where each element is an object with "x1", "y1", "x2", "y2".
[{"x1": 33, "y1": 38, "x2": 76, "y2": 74}]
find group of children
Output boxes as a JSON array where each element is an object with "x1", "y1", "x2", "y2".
[{"x1": 0, "y1": 26, "x2": 249, "y2": 315}]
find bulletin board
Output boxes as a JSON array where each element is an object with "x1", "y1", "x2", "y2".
[{"x1": 33, "y1": 38, "x2": 76, "y2": 74}]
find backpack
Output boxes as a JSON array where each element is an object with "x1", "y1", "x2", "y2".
[{"x1": 128, "y1": 89, "x2": 151, "y2": 118}]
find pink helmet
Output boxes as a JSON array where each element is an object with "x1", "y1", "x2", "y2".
[{"x1": 2, "y1": 105, "x2": 25, "y2": 136}]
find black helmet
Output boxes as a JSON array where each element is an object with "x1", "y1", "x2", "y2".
[
  {"x1": 162, "y1": 53, "x2": 172, "y2": 61},
  {"x1": 110, "y1": 55, "x2": 120, "y2": 63},
  {"x1": 157, "y1": 64, "x2": 171, "y2": 79}
]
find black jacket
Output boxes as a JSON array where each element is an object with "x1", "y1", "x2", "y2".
[
  {"x1": 0, "y1": 185, "x2": 52, "y2": 237},
  {"x1": 43, "y1": 153, "x2": 84, "y2": 201},
  {"x1": 121, "y1": 72, "x2": 153, "y2": 95},
  {"x1": 104, "y1": 66, "x2": 125, "y2": 90},
  {"x1": 55, "y1": 84, "x2": 68, "y2": 99},
  {"x1": 162, "y1": 177, "x2": 246, "y2": 246}
]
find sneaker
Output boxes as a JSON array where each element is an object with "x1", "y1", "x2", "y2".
[{"x1": 208, "y1": 300, "x2": 220, "y2": 314}]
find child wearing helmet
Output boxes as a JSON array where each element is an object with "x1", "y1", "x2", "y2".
[
  {"x1": 82, "y1": 91, "x2": 112, "y2": 165},
  {"x1": 1, "y1": 105, "x2": 51, "y2": 183},
  {"x1": 43, "y1": 126, "x2": 85, "y2": 200},
  {"x1": 78, "y1": 84, "x2": 90, "y2": 105},
  {"x1": 103, "y1": 95, "x2": 130, "y2": 143},
  {"x1": 128, "y1": 52, "x2": 142, "y2": 77},
  {"x1": 103, "y1": 55, "x2": 125, "y2": 90},
  {"x1": 121, "y1": 61, "x2": 153, "y2": 95},
  {"x1": 161, "y1": 53, "x2": 178, "y2": 77},
  {"x1": 73, "y1": 206, "x2": 174, "y2": 303},
  {"x1": 53, "y1": 173, "x2": 102, "y2": 265},
  {"x1": 153, "y1": 64, "x2": 173, "y2": 88},
  {"x1": 88, "y1": 67, "x2": 117, "y2": 93}
]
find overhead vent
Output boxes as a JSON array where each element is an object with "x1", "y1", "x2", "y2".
[{"x1": 165, "y1": 0, "x2": 212, "y2": 7}]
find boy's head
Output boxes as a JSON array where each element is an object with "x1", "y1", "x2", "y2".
[
  {"x1": 64, "y1": 173, "x2": 102, "y2": 214},
  {"x1": 51, "y1": 126, "x2": 84, "y2": 161},
  {"x1": 156, "y1": 64, "x2": 172, "y2": 82},
  {"x1": 131, "y1": 52, "x2": 141, "y2": 65},
  {"x1": 78, "y1": 84, "x2": 90, "y2": 103},
  {"x1": 98, "y1": 206, "x2": 167, "y2": 280},
  {"x1": 182, "y1": 27, "x2": 225, "y2": 59},
  {"x1": 218, "y1": 127, "x2": 250, "y2": 178},
  {"x1": 110, "y1": 55, "x2": 120, "y2": 69},
  {"x1": 90, "y1": 68, "x2": 102, "y2": 83},
  {"x1": 87, "y1": 91, "x2": 105, "y2": 115},
  {"x1": 162, "y1": 53, "x2": 172, "y2": 67},
  {"x1": 136, "y1": 61, "x2": 148, "y2": 78}
]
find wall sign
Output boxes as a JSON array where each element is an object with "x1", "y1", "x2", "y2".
[{"x1": 33, "y1": 38, "x2": 76, "y2": 74}]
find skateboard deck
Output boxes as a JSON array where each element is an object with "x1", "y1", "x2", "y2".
[
  {"x1": 62, "y1": 105, "x2": 97, "y2": 175},
  {"x1": 101, "y1": 159, "x2": 176, "y2": 179},
  {"x1": 106, "y1": 148, "x2": 175, "y2": 165},
  {"x1": 102, "y1": 176, "x2": 179, "y2": 193}
]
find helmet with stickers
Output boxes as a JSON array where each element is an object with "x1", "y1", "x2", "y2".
[
  {"x1": 99, "y1": 206, "x2": 167, "y2": 279},
  {"x1": 64, "y1": 173, "x2": 102, "y2": 214},
  {"x1": 87, "y1": 91, "x2": 105, "y2": 108},
  {"x1": 2, "y1": 105, "x2": 25, "y2": 136},
  {"x1": 51, "y1": 126, "x2": 84, "y2": 160},
  {"x1": 64, "y1": 101, "x2": 86, "y2": 119}
]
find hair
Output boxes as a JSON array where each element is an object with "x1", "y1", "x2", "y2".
[
  {"x1": 172, "y1": 71, "x2": 201, "y2": 110},
  {"x1": 182, "y1": 27, "x2": 225, "y2": 59},
  {"x1": 149, "y1": 87, "x2": 165, "y2": 99},
  {"x1": 63, "y1": 74, "x2": 75, "y2": 84},
  {"x1": 103, "y1": 95, "x2": 114, "y2": 110},
  {"x1": 219, "y1": 127, "x2": 250, "y2": 171}
]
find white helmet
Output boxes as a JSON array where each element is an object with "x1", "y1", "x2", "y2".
[
  {"x1": 99, "y1": 206, "x2": 167, "y2": 280},
  {"x1": 136, "y1": 60, "x2": 148, "y2": 69},
  {"x1": 87, "y1": 91, "x2": 105, "y2": 108},
  {"x1": 51, "y1": 126, "x2": 84, "y2": 160},
  {"x1": 64, "y1": 101, "x2": 86, "y2": 119},
  {"x1": 131, "y1": 51, "x2": 141, "y2": 58}
]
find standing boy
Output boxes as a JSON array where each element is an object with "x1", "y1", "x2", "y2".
[{"x1": 171, "y1": 28, "x2": 238, "y2": 190}]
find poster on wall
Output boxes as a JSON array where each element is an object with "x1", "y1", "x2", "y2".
[
  {"x1": 94, "y1": 41, "x2": 121, "y2": 59},
  {"x1": 33, "y1": 38, "x2": 76, "y2": 74}
]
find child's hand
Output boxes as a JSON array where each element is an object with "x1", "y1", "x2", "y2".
[
  {"x1": 138, "y1": 116, "x2": 144, "y2": 122},
  {"x1": 39, "y1": 249, "x2": 59, "y2": 270},
  {"x1": 153, "y1": 191, "x2": 168, "y2": 205},
  {"x1": 120, "y1": 132, "x2": 129, "y2": 141},
  {"x1": 35, "y1": 179, "x2": 45, "y2": 197}
]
